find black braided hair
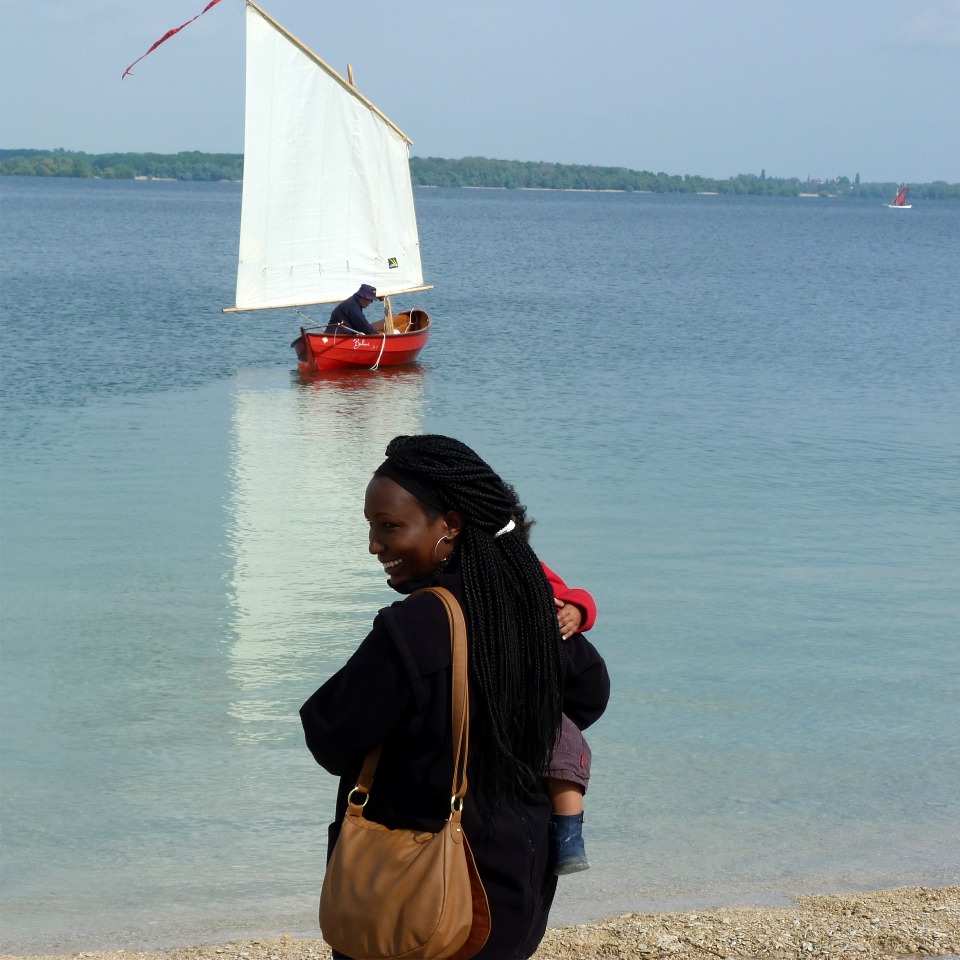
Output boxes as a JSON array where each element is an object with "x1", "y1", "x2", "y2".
[{"x1": 382, "y1": 434, "x2": 563, "y2": 803}]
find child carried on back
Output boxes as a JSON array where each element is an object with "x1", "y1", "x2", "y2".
[{"x1": 541, "y1": 562, "x2": 598, "y2": 876}]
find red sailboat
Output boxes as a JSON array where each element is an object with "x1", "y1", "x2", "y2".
[
  {"x1": 126, "y1": 3, "x2": 432, "y2": 373},
  {"x1": 886, "y1": 185, "x2": 912, "y2": 209},
  {"x1": 291, "y1": 308, "x2": 431, "y2": 373},
  {"x1": 224, "y1": 2, "x2": 432, "y2": 372}
]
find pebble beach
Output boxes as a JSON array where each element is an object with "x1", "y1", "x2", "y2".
[{"x1": 3, "y1": 886, "x2": 957, "y2": 960}]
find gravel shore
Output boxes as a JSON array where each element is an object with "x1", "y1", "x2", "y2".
[{"x1": 2, "y1": 886, "x2": 956, "y2": 960}]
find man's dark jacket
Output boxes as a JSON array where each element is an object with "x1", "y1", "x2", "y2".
[{"x1": 324, "y1": 293, "x2": 376, "y2": 335}]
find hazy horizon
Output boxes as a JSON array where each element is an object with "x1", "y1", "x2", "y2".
[{"x1": 2, "y1": 1, "x2": 959, "y2": 185}]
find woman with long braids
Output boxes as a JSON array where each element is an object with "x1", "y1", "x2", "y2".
[{"x1": 301, "y1": 435, "x2": 610, "y2": 959}]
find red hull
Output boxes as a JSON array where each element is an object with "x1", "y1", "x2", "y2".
[{"x1": 291, "y1": 311, "x2": 430, "y2": 373}]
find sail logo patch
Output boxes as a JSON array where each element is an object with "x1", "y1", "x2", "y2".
[{"x1": 388, "y1": 257, "x2": 399, "y2": 269}]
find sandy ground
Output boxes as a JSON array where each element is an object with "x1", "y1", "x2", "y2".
[{"x1": 2, "y1": 886, "x2": 957, "y2": 960}]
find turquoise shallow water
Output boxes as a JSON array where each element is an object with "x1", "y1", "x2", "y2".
[{"x1": 1, "y1": 178, "x2": 959, "y2": 951}]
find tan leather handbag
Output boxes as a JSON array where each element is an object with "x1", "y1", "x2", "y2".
[{"x1": 319, "y1": 587, "x2": 491, "y2": 960}]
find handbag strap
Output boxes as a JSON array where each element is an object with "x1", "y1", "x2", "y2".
[
  {"x1": 348, "y1": 586, "x2": 469, "y2": 812},
  {"x1": 429, "y1": 586, "x2": 470, "y2": 804}
]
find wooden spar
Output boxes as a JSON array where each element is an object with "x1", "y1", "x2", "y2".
[
  {"x1": 245, "y1": 0, "x2": 413, "y2": 145},
  {"x1": 383, "y1": 295, "x2": 395, "y2": 335},
  {"x1": 222, "y1": 284, "x2": 434, "y2": 314},
  {"x1": 347, "y1": 64, "x2": 355, "y2": 86}
]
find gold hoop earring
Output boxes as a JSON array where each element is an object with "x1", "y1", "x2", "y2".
[{"x1": 432, "y1": 535, "x2": 452, "y2": 565}]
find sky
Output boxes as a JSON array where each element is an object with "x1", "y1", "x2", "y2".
[{"x1": 1, "y1": 0, "x2": 959, "y2": 184}]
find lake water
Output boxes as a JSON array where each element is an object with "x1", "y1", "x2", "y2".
[{"x1": 1, "y1": 177, "x2": 958, "y2": 953}]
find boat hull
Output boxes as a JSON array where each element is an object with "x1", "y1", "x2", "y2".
[
  {"x1": 292, "y1": 310, "x2": 431, "y2": 373},
  {"x1": 887, "y1": 187, "x2": 911, "y2": 208}
]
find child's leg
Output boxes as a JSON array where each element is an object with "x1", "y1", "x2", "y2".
[
  {"x1": 545, "y1": 776, "x2": 584, "y2": 815},
  {"x1": 546, "y1": 715, "x2": 592, "y2": 875}
]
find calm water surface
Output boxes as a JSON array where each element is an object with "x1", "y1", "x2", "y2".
[{"x1": 1, "y1": 178, "x2": 959, "y2": 951}]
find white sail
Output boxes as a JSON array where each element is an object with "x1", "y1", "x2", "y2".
[{"x1": 233, "y1": 2, "x2": 426, "y2": 312}]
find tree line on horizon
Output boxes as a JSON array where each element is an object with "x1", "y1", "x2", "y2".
[{"x1": 2, "y1": 148, "x2": 958, "y2": 200}]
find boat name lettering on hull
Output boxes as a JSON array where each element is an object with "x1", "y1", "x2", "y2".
[{"x1": 353, "y1": 339, "x2": 371, "y2": 349}]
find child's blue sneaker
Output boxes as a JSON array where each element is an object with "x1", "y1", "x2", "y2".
[{"x1": 550, "y1": 813, "x2": 590, "y2": 875}]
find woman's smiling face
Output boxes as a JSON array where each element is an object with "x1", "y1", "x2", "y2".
[{"x1": 364, "y1": 475, "x2": 462, "y2": 586}]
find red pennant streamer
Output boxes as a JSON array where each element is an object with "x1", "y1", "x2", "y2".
[{"x1": 122, "y1": 0, "x2": 225, "y2": 78}]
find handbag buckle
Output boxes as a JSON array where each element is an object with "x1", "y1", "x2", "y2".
[{"x1": 348, "y1": 787, "x2": 370, "y2": 807}]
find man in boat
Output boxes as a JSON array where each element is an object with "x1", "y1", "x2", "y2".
[{"x1": 324, "y1": 284, "x2": 380, "y2": 335}]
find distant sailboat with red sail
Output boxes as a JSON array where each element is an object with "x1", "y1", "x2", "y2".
[{"x1": 886, "y1": 185, "x2": 912, "y2": 209}]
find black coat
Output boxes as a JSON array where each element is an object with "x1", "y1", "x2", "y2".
[
  {"x1": 324, "y1": 294, "x2": 376, "y2": 335},
  {"x1": 300, "y1": 569, "x2": 610, "y2": 960}
]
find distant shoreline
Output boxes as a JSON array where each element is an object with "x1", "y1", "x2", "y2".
[{"x1": 2, "y1": 149, "x2": 958, "y2": 199}]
